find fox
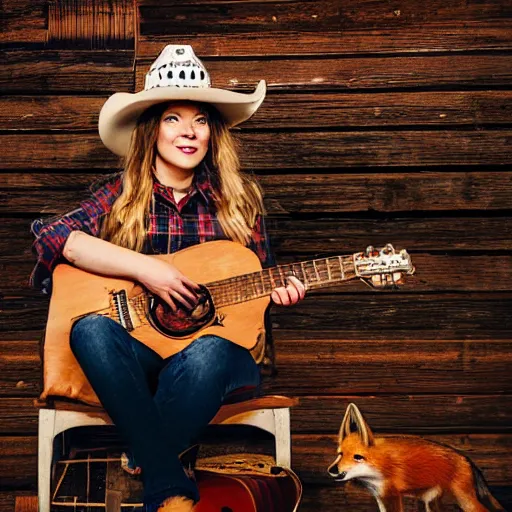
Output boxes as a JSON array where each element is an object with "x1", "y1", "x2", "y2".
[{"x1": 327, "y1": 403, "x2": 505, "y2": 512}]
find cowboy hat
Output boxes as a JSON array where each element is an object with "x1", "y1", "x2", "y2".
[{"x1": 98, "y1": 45, "x2": 266, "y2": 157}]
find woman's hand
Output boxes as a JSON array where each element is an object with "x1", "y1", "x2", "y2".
[
  {"x1": 271, "y1": 275, "x2": 306, "y2": 307},
  {"x1": 136, "y1": 257, "x2": 200, "y2": 312}
]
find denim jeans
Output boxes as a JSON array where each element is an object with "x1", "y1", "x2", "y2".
[{"x1": 70, "y1": 315, "x2": 261, "y2": 510}]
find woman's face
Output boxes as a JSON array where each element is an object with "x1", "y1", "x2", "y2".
[{"x1": 156, "y1": 101, "x2": 211, "y2": 173}]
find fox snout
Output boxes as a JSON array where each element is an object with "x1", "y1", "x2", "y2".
[{"x1": 328, "y1": 462, "x2": 347, "y2": 481}]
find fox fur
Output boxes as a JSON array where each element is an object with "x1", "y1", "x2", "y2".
[{"x1": 327, "y1": 403, "x2": 505, "y2": 512}]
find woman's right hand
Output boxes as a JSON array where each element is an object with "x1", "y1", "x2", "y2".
[{"x1": 136, "y1": 256, "x2": 200, "y2": 313}]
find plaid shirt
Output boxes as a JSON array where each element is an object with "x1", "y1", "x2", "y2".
[{"x1": 30, "y1": 172, "x2": 275, "y2": 294}]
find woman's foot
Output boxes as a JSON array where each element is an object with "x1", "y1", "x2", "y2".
[{"x1": 157, "y1": 496, "x2": 194, "y2": 512}]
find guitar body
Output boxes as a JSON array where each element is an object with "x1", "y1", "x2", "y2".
[{"x1": 42, "y1": 240, "x2": 270, "y2": 405}]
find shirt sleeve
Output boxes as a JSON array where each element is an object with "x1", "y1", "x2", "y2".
[
  {"x1": 29, "y1": 175, "x2": 123, "y2": 293},
  {"x1": 248, "y1": 214, "x2": 276, "y2": 269}
]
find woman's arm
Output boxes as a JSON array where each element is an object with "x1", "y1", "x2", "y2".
[{"x1": 63, "y1": 231, "x2": 199, "y2": 311}]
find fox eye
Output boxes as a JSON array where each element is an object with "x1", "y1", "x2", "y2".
[{"x1": 354, "y1": 454, "x2": 365, "y2": 462}]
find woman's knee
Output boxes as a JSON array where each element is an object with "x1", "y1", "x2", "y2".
[
  {"x1": 70, "y1": 314, "x2": 118, "y2": 357},
  {"x1": 181, "y1": 335, "x2": 259, "y2": 384}
]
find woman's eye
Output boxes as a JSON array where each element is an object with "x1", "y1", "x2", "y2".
[
  {"x1": 196, "y1": 117, "x2": 207, "y2": 125},
  {"x1": 164, "y1": 115, "x2": 178, "y2": 122}
]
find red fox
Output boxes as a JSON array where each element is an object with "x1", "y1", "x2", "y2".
[{"x1": 327, "y1": 403, "x2": 505, "y2": 512}]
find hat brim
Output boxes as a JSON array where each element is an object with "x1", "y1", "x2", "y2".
[{"x1": 98, "y1": 80, "x2": 266, "y2": 156}]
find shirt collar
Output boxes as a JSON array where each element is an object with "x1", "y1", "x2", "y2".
[{"x1": 152, "y1": 168, "x2": 214, "y2": 205}]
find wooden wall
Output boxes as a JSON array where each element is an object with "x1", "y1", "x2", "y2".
[{"x1": 2, "y1": 0, "x2": 512, "y2": 510}]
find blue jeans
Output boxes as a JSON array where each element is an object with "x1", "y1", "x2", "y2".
[{"x1": 70, "y1": 315, "x2": 260, "y2": 510}]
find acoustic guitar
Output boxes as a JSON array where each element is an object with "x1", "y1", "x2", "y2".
[{"x1": 45, "y1": 240, "x2": 414, "y2": 362}]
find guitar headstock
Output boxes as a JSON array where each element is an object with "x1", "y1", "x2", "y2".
[{"x1": 353, "y1": 244, "x2": 415, "y2": 289}]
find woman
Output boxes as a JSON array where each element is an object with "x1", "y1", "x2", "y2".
[{"x1": 30, "y1": 45, "x2": 305, "y2": 512}]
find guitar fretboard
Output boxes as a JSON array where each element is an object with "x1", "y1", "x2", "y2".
[{"x1": 207, "y1": 255, "x2": 357, "y2": 308}]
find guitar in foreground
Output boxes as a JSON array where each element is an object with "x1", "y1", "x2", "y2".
[{"x1": 42, "y1": 240, "x2": 414, "y2": 404}]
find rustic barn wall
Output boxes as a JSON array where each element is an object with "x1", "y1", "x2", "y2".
[{"x1": 1, "y1": 0, "x2": 512, "y2": 510}]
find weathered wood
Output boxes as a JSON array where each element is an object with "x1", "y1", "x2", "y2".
[
  {"x1": 270, "y1": 293, "x2": 512, "y2": 334},
  {"x1": 3, "y1": 172, "x2": 512, "y2": 214},
  {"x1": 139, "y1": 26, "x2": 512, "y2": 57},
  {"x1": 4, "y1": 92, "x2": 512, "y2": 131},
  {"x1": 1, "y1": 96, "x2": 107, "y2": 131},
  {"x1": 3, "y1": 131, "x2": 512, "y2": 170},
  {"x1": 2, "y1": 51, "x2": 135, "y2": 94},
  {"x1": 46, "y1": 0, "x2": 135, "y2": 50},
  {"x1": 2, "y1": 290, "x2": 512, "y2": 334},
  {"x1": 0, "y1": 493, "x2": 36, "y2": 512},
  {"x1": 1, "y1": 433, "x2": 511, "y2": 486},
  {"x1": 0, "y1": 399, "x2": 39, "y2": 435},
  {"x1": 2, "y1": 396, "x2": 512, "y2": 435},
  {"x1": 266, "y1": 217, "x2": 512, "y2": 253},
  {"x1": 1, "y1": 0, "x2": 47, "y2": 45},
  {"x1": 292, "y1": 396, "x2": 512, "y2": 434},
  {"x1": 3, "y1": 337, "x2": 512, "y2": 397},
  {"x1": 14, "y1": 496, "x2": 37, "y2": 512},
  {"x1": 299, "y1": 484, "x2": 512, "y2": 511},
  {"x1": 4, "y1": 254, "x2": 512, "y2": 293},
  {"x1": 0, "y1": 341, "x2": 40, "y2": 397},
  {"x1": 138, "y1": 0, "x2": 512, "y2": 30},
  {"x1": 135, "y1": 55, "x2": 512, "y2": 92},
  {"x1": 265, "y1": 338, "x2": 512, "y2": 395},
  {"x1": 5, "y1": 215, "x2": 512, "y2": 260}
]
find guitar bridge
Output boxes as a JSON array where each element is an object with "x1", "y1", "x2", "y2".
[{"x1": 112, "y1": 290, "x2": 134, "y2": 331}]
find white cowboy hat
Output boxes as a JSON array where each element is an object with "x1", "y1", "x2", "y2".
[{"x1": 98, "y1": 45, "x2": 266, "y2": 156}]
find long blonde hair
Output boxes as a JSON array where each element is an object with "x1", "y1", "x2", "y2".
[{"x1": 100, "y1": 101, "x2": 264, "y2": 251}]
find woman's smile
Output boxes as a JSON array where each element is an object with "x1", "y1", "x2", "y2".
[{"x1": 176, "y1": 146, "x2": 198, "y2": 154}]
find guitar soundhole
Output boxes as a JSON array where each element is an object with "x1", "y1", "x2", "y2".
[{"x1": 148, "y1": 284, "x2": 216, "y2": 338}]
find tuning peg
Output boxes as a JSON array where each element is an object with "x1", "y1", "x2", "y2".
[
  {"x1": 365, "y1": 245, "x2": 375, "y2": 256},
  {"x1": 383, "y1": 243, "x2": 395, "y2": 255}
]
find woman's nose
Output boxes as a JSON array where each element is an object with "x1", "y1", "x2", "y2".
[{"x1": 181, "y1": 122, "x2": 196, "y2": 138}]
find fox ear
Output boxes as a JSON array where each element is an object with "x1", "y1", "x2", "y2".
[{"x1": 338, "y1": 403, "x2": 375, "y2": 446}]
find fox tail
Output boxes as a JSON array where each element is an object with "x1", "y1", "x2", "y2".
[{"x1": 470, "y1": 459, "x2": 506, "y2": 511}]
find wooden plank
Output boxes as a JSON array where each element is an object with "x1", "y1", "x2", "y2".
[
  {"x1": 0, "y1": 399, "x2": 38, "y2": 434},
  {"x1": 2, "y1": 51, "x2": 135, "y2": 94},
  {"x1": 3, "y1": 131, "x2": 512, "y2": 169},
  {"x1": 270, "y1": 293, "x2": 512, "y2": 335},
  {"x1": 138, "y1": 0, "x2": 508, "y2": 34},
  {"x1": 4, "y1": 254, "x2": 512, "y2": 293},
  {"x1": 14, "y1": 496, "x2": 37, "y2": 512},
  {"x1": 0, "y1": 341, "x2": 40, "y2": 397},
  {"x1": 1, "y1": 0, "x2": 47, "y2": 45},
  {"x1": 265, "y1": 217, "x2": 512, "y2": 253},
  {"x1": 139, "y1": 25, "x2": 512, "y2": 57},
  {"x1": 3, "y1": 171, "x2": 512, "y2": 214},
  {"x1": 300, "y1": 482, "x2": 512, "y2": 511},
  {"x1": 1, "y1": 433, "x2": 511, "y2": 486},
  {"x1": 1, "y1": 291, "x2": 512, "y2": 335},
  {"x1": 291, "y1": 396, "x2": 512, "y2": 434},
  {"x1": 3, "y1": 91, "x2": 512, "y2": 131},
  {"x1": 1, "y1": 96, "x2": 107, "y2": 131},
  {"x1": 264, "y1": 339, "x2": 512, "y2": 395},
  {"x1": 2, "y1": 337, "x2": 512, "y2": 398},
  {"x1": 135, "y1": 55, "x2": 512, "y2": 91}
]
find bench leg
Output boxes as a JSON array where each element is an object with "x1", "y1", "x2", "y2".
[
  {"x1": 274, "y1": 408, "x2": 291, "y2": 469},
  {"x1": 38, "y1": 409, "x2": 56, "y2": 512}
]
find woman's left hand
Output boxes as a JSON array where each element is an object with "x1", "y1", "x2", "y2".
[{"x1": 271, "y1": 275, "x2": 306, "y2": 306}]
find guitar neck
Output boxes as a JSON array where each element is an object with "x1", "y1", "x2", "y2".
[{"x1": 208, "y1": 255, "x2": 357, "y2": 308}]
